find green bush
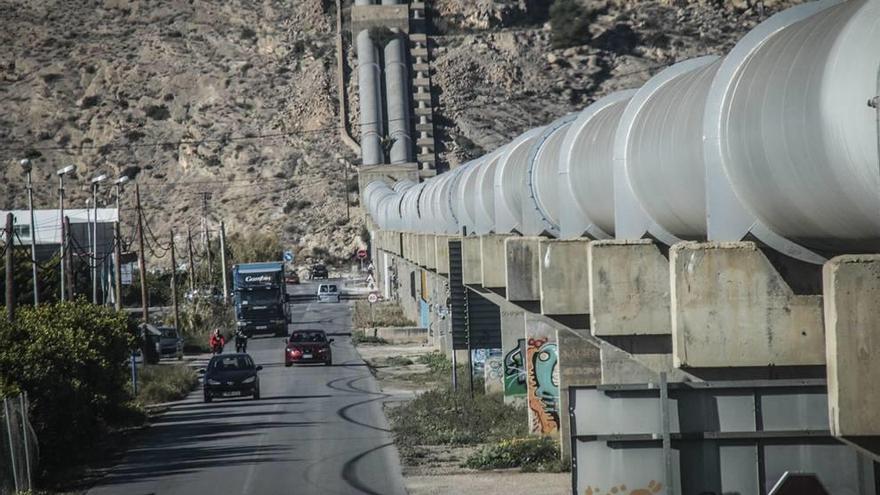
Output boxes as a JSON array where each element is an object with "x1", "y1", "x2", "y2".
[
  {"x1": 353, "y1": 301, "x2": 416, "y2": 328},
  {"x1": 550, "y1": 0, "x2": 593, "y2": 48},
  {"x1": 389, "y1": 388, "x2": 527, "y2": 447},
  {"x1": 463, "y1": 437, "x2": 567, "y2": 472},
  {"x1": 351, "y1": 332, "x2": 389, "y2": 345},
  {"x1": 0, "y1": 300, "x2": 136, "y2": 471},
  {"x1": 417, "y1": 352, "x2": 452, "y2": 374},
  {"x1": 136, "y1": 364, "x2": 198, "y2": 405}
]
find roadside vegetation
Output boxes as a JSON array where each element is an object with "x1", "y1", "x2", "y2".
[
  {"x1": 352, "y1": 300, "x2": 416, "y2": 328},
  {"x1": 135, "y1": 364, "x2": 198, "y2": 406},
  {"x1": 351, "y1": 333, "x2": 389, "y2": 345},
  {"x1": 179, "y1": 299, "x2": 235, "y2": 352},
  {"x1": 463, "y1": 437, "x2": 567, "y2": 472}
]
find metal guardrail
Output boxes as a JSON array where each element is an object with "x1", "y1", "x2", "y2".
[{"x1": 0, "y1": 393, "x2": 36, "y2": 495}]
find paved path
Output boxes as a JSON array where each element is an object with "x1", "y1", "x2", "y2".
[{"x1": 89, "y1": 282, "x2": 407, "y2": 495}]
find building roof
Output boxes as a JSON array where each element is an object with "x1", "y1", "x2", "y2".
[{"x1": 0, "y1": 209, "x2": 119, "y2": 244}]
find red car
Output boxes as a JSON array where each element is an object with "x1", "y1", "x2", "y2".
[{"x1": 284, "y1": 330, "x2": 333, "y2": 366}]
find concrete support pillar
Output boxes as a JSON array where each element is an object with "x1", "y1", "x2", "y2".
[
  {"x1": 823, "y1": 255, "x2": 880, "y2": 460},
  {"x1": 500, "y1": 308, "x2": 527, "y2": 405},
  {"x1": 670, "y1": 242, "x2": 825, "y2": 369},
  {"x1": 539, "y1": 239, "x2": 590, "y2": 328},
  {"x1": 424, "y1": 234, "x2": 437, "y2": 271},
  {"x1": 357, "y1": 29, "x2": 384, "y2": 165},
  {"x1": 462, "y1": 237, "x2": 482, "y2": 286},
  {"x1": 435, "y1": 235, "x2": 452, "y2": 275},
  {"x1": 588, "y1": 240, "x2": 671, "y2": 337},
  {"x1": 480, "y1": 234, "x2": 508, "y2": 290},
  {"x1": 524, "y1": 314, "x2": 559, "y2": 437},
  {"x1": 384, "y1": 31, "x2": 412, "y2": 164},
  {"x1": 557, "y1": 326, "x2": 600, "y2": 463},
  {"x1": 505, "y1": 237, "x2": 541, "y2": 307}
]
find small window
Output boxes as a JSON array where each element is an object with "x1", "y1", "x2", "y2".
[{"x1": 13, "y1": 224, "x2": 30, "y2": 239}]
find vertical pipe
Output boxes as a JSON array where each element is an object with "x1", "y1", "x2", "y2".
[
  {"x1": 19, "y1": 394, "x2": 30, "y2": 491},
  {"x1": 357, "y1": 29, "x2": 385, "y2": 165},
  {"x1": 170, "y1": 230, "x2": 180, "y2": 333},
  {"x1": 26, "y1": 171, "x2": 38, "y2": 306},
  {"x1": 4, "y1": 399, "x2": 19, "y2": 493},
  {"x1": 135, "y1": 185, "x2": 148, "y2": 324},
  {"x1": 187, "y1": 226, "x2": 196, "y2": 292},
  {"x1": 384, "y1": 30, "x2": 412, "y2": 164},
  {"x1": 6, "y1": 213, "x2": 14, "y2": 322}
]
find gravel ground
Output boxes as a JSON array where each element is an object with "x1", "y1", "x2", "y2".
[{"x1": 358, "y1": 342, "x2": 570, "y2": 495}]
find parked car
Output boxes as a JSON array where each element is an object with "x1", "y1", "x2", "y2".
[
  {"x1": 317, "y1": 283, "x2": 340, "y2": 303},
  {"x1": 285, "y1": 271, "x2": 300, "y2": 284},
  {"x1": 202, "y1": 353, "x2": 262, "y2": 402},
  {"x1": 310, "y1": 263, "x2": 328, "y2": 279},
  {"x1": 284, "y1": 330, "x2": 333, "y2": 366},
  {"x1": 157, "y1": 326, "x2": 183, "y2": 360}
]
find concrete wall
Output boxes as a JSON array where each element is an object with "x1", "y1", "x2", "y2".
[
  {"x1": 462, "y1": 237, "x2": 483, "y2": 286},
  {"x1": 361, "y1": 326, "x2": 428, "y2": 344},
  {"x1": 556, "y1": 326, "x2": 600, "y2": 462},
  {"x1": 671, "y1": 242, "x2": 825, "y2": 368},
  {"x1": 823, "y1": 255, "x2": 880, "y2": 453},
  {"x1": 435, "y1": 235, "x2": 452, "y2": 275}
]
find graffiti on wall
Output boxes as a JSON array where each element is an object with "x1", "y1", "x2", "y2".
[
  {"x1": 527, "y1": 337, "x2": 559, "y2": 434},
  {"x1": 503, "y1": 338, "x2": 527, "y2": 396}
]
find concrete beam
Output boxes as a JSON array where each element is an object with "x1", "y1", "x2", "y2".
[
  {"x1": 539, "y1": 239, "x2": 590, "y2": 326},
  {"x1": 462, "y1": 236, "x2": 483, "y2": 286},
  {"x1": 671, "y1": 242, "x2": 825, "y2": 368},
  {"x1": 416, "y1": 234, "x2": 427, "y2": 267},
  {"x1": 823, "y1": 255, "x2": 880, "y2": 459},
  {"x1": 480, "y1": 234, "x2": 508, "y2": 290},
  {"x1": 505, "y1": 237, "x2": 541, "y2": 305},
  {"x1": 589, "y1": 240, "x2": 671, "y2": 337},
  {"x1": 557, "y1": 326, "x2": 600, "y2": 463}
]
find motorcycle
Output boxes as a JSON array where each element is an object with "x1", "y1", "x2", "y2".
[{"x1": 211, "y1": 340, "x2": 224, "y2": 355}]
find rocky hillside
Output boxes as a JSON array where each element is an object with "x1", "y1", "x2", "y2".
[
  {"x1": 0, "y1": 0, "x2": 363, "y2": 263},
  {"x1": 429, "y1": 0, "x2": 805, "y2": 166}
]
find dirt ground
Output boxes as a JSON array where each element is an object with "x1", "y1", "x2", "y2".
[{"x1": 357, "y1": 342, "x2": 570, "y2": 495}]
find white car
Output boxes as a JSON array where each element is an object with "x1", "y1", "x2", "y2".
[{"x1": 317, "y1": 283, "x2": 340, "y2": 303}]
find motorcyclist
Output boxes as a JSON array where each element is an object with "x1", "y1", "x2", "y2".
[
  {"x1": 209, "y1": 329, "x2": 225, "y2": 354},
  {"x1": 234, "y1": 329, "x2": 248, "y2": 353}
]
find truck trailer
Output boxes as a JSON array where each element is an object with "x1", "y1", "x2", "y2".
[{"x1": 232, "y1": 262, "x2": 290, "y2": 337}]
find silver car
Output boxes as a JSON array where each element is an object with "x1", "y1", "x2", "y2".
[
  {"x1": 157, "y1": 326, "x2": 184, "y2": 360},
  {"x1": 317, "y1": 283, "x2": 340, "y2": 303}
]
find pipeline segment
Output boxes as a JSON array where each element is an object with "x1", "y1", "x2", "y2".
[
  {"x1": 366, "y1": 1, "x2": 880, "y2": 262},
  {"x1": 356, "y1": 29, "x2": 384, "y2": 165}
]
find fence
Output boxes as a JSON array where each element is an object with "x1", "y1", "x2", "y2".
[{"x1": 0, "y1": 394, "x2": 37, "y2": 494}]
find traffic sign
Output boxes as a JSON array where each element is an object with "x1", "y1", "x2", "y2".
[
  {"x1": 356, "y1": 249, "x2": 368, "y2": 260},
  {"x1": 283, "y1": 251, "x2": 294, "y2": 262},
  {"x1": 368, "y1": 293, "x2": 379, "y2": 304}
]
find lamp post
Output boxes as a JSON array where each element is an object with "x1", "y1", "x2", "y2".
[
  {"x1": 113, "y1": 176, "x2": 129, "y2": 309},
  {"x1": 20, "y1": 159, "x2": 39, "y2": 306},
  {"x1": 56, "y1": 165, "x2": 75, "y2": 301},
  {"x1": 90, "y1": 173, "x2": 108, "y2": 304}
]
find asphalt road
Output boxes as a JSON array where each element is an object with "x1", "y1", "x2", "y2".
[{"x1": 89, "y1": 281, "x2": 407, "y2": 495}]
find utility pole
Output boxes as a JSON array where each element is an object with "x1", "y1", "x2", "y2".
[
  {"x1": 21, "y1": 161, "x2": 39, "y2": 306},
  {"x1": 135, "y1": 184, "x2": 148, "y2": 324},
  {"x1": 169, "y1": 230, "x2": 180, "y2": 332},
  {"x1": 90, "y1": 173, "x2": 108, "y2": 304},
  {"x1": 57, "y1": 165, "x2": 75, "y2": 301},
  {"x1": 201, "y1": 192, "x2": 213, "y2": 283},
  {"x1": 64, "y1": 216, "x2": 74, "y2": 299},
  {"x1": 341, "y1": 159, "x2": 351, "y2": 223},
  {"x1": 114, "y1": 222, "x2": 123, "y2": 311},
  {"x1": 219, "y1": 221, "x2": 229, "y2": 305},
  {"x1": 5, "y1": 213, "x2": 15, "y2": 322},
  {"x1": 186, "y1": 226, "x2": 196, "y2": 292}
]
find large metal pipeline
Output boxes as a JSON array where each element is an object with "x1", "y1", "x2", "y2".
[
  {"x1": 705, "y1": 0, "x2": 880, "y2": 258},
  {"x1": 385, "y1": 30, "x2": 413, "y2": 164},
  {"x1": 369, "y1": 1, "x2": 880, "y2": 262},
  {"x1": 614, "y1": 56, "x2": 721, "y2": 245},
  {"x1": 558, "y1": 90, "x2": 635, "y2": 239},
  {"x1": 524, "y1": 114, "x2": 577, "y2": 236},
  {"x1": 357, "y1": 29, "x2": 384, "y2": 165}
]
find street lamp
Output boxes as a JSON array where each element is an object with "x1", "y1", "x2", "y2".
[
  {"x1": 114, "y1": 176, "x2": 129, "y2": 215},
  {"x1": 90, "y1": 173, "x2": 108, "y2": 304},
  {"x1": 56, "y1": 164, "x2": 75, "y2": 301},
  {"x1": 20, "y1": 159, "x2": 39, "y2": 306}
]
